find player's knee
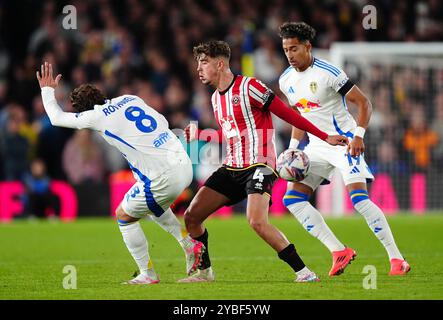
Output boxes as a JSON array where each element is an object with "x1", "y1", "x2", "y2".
[
  {"x1": 247, "y1": 215, "x2": 267, "y2": 235},
  {"x1": 184, "y1": 206, "x2": 202, "y2": 228},
  {"x1": 248, "y1": 220, "x2": 265, "y2": 234},
  {"x1": 115, "y1": 205, "x2": 126, "y2": 220},
  {"x1": 115, "y1": 204, "x2": 139, "y2": 226}
]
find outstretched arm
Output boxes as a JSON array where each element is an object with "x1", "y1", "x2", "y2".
[
  {"x1": 268, "y1": 95, "x2": 348, "y2": 146},
  {"x1": 37, "y1": 62, "x2": 97, "y2": 129}
]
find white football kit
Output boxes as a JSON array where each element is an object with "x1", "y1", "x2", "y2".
[
  {"x1": 41, "y1": 87, "x2": 192, "y2": 218},
  {"x1": 279, "y1": 57, "x2": 374, "y2": 188}
]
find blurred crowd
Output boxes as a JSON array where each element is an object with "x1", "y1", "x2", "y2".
[
  {"x1": 0, "y1": 0, "x2": 442, "y2": 192},
  {"x1": 349, "y1": 62, "x2": 443, "y2": 174}
]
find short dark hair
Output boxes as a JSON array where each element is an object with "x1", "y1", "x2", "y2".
[
  {"x1": 70, "y1": 84, "x2": 106, "y2": 113},
  {"x1": 278, "y1": 22, "x2": 316, "y2": 42},
  {"x1": 193, "y1": 40, "x2": 231, "y2": 60}
]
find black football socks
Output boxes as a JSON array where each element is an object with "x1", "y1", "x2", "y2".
[{"x1": 278, "y1": 244, "x2": 306, "y2": 272}]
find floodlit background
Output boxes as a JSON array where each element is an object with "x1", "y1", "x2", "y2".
[
  {"x1": 1, "y1": 0, "x2": 443, "y2": 301},
  {"x1": 0, "y1": 0, "x2": 442, "y2": 218}
]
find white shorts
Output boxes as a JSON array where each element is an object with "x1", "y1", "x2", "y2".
[
  {"x1": 121, "y1": 156, "x2": 193, "y2": 219},
  {"x1": 300, "y1": 142, "x2": 374, "y2": 190}
]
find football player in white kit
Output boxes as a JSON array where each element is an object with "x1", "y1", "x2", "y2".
[
  {"x1": 278, "y1": 22, "x2": 410, "y2": 276},
  {"x1": 37, "y1": 62, "x2": 205, "y2": 284}
]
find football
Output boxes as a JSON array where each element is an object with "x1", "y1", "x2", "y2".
[{"x1": 276, "y1": 149, "x2": 310, "y2": 182}]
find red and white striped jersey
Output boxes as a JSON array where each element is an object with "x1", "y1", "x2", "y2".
[{"x1": 211, "y1": 75, "x2": 277, "y2": 169}]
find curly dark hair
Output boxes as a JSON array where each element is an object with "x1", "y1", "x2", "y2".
[
  {"x1": 278, "y1": 22, "x2": 316, "y2": 42},
  {"x1": 70, "y1": 84, "x2": 106, "y2": 113},
  {"x1": 193, "y1": 40, "x2": 231, "y2": 60}
]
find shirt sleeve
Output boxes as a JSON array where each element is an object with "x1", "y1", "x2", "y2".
[
  {"x1": 248, "y1": 78, "x2": 275, "y2": 110},
  {"x1": 41, "y1": 87, "x2": 101, "y2": 130},
  {"x1": 278, "y1": 78, "x2": 291, "y2": 105},
  {"x1": 324, "y1": 64, "x2": 354, "y2": 96}
]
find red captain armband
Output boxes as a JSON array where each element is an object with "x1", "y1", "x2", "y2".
[{"x1": 268, "y1": 95, "x2": 328, "y2": 141}]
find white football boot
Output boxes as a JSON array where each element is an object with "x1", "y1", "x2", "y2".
[
  {"x1": 178, "y1": 267, "x2": 215, "y2": 283},
  {"x1": 295, "y1": 271, "x2": 320, "y2": 283},
  {"x1": 123, "y1": 273, "x2": 160, "y2": 285},
  {"x1": 185, "y1": 239, "x2": 206, "y2": 275}
]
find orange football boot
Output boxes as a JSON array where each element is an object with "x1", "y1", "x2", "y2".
[
  {"x1": 329, "y1": 247, "x2": 357, "y2": 276},
  {"x1": 389, "y1": 259, "x2": 411, "y2": 276}
]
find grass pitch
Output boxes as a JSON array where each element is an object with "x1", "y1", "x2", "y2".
[{"x1": 1, "y1": 214, "x2": 442, "y2": 300}]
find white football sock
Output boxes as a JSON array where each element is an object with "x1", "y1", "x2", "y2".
[
  {"x1": 287, "y1": 201, "x2": 345, "y2": 252},
  {"x1": 150, "y1": 208, "x2": 193, "y2": 251},
  {"x1": 296, "y1": 266, "x2": 313, "y2": 276},
  {"x1": 119, "y1": 221, "x2": 157, "y2": 278},
  {"x1": 354, "y1": 199, "x2": 403, "y2": 260}
]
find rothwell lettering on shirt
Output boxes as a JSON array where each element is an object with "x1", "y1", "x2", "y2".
[{"x1": 103, "y1": 96, "x2": 136, "y2": 116}]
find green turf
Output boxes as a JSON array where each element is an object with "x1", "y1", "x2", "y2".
[{"x1": 1, "y1": 214, "x2": 442, "y2": 300}]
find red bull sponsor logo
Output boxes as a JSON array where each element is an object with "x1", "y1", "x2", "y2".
[{"x1": 294, "y1": 98, "x2": 321, "y2": 113}]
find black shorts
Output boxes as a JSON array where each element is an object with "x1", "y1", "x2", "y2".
[{"x1": 204, "y1": 164, "x2": 278, "y2": 206}]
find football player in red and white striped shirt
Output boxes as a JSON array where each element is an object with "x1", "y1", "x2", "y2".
[{"x1": 179, "y1": 40, "x2": 348, "y2": 283}]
